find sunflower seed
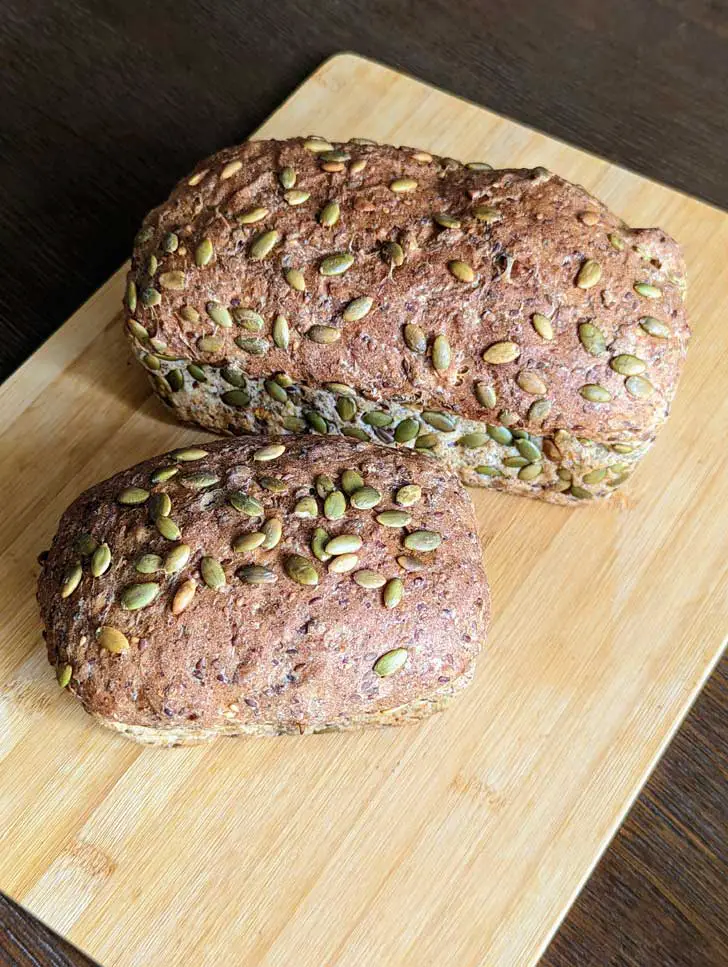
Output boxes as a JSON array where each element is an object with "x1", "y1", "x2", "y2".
[
  {"x1": 171, "y1": 579, "x2": 196, "y2": 614},
  {"x1": 284, "y1": 553, "x2": 319, "y2": 586},
  {"x1": 458, "y1": 432, "x2": 488, "y2": 448},
  {"x1": 580, "y1": 384, "x2": 612, "y2": 403},
  {"x1": 383, "y1": 578, "x2": 404, "y2": 609},
  {"x1": 97, "y1": 626, "x2": 130, "y2": 652},
  {"x1": 422, "y1": 411, "x2": 456, "y2": 432},
  {"x1": 221, "y1": 159, "x2": 242, "y2": 180},
  {"x1": 250, "y1": 231, "x2": 279, "y2": 260},
  {"x1": 337, "y1": 396, "x2": 356, "y2": 421},
  {"x1": 60, "y1": 562, "x2": 83, "y2": 598},
  {"x1": 576, "y1": 259, "x2": 602, "y2": 288},
  {"x1": 195, "y1": 239, "x2": 214, "y2": 267},
  {"x1": 172, "y1": 447, "x2": 208, "y2": 462},
  {"x1": 434, "y1": 212, "x2": 461, "y2": 229},
  {"x1": 121, "y1": 582, "x2": 160, "y2": 610},
  {"x1": 432, "y1": 335, "x2": 451, "y2": 372},
  {"x1": 325, "y1": 534, "x2": 363, "y2": 556},
  {"x1": 343, "y1": 296, "x2": 373, "y2": 322},
  {"x1": 625, "y1": 375, "x2": 654, "y2": 398},
  {"x1": 341, "y1": 469, "x2": 364, "y2": 494},
  {"x1": 528, "y1": 399, "x2": 552, "y2": 423},
  {"x1": 634, "y1": 282, "x2": 661, "y2": 299},
  {"x1": 307, "y1": 325, "x2": 341, "y2": 344},
  {"x1": 473, "y1": 205, "x2": 500, "y2": 223},
  {"x1": 578, "y1": 322, "x2": 607, "y2": 356},
  {"x1": 350, "y1": 486, "x2": 382, "y2": 510},
  {"x1": 395, "y1": 485, "x2": 421, "y2": 506},
  {"x1": 532, "y1": 313, "x2": 554, "y2": 340},
  {"x1": 639, "y1": 316, "x2": 671, "y2": 339},
  {"x1": 221, "y1": 389, "x2": 251, "y2": 407},
  {"x1": 237, "y1": 207, "x2": 269, "y2": 225},
  {"x1": 394, "y1": 418, "x2": 420, "y2": 442},
  {"x1": 118, "y1": 486, "x2": 150, "y2": 506},
  {"x1": 377, "y1": 510, "x2": 412, "y2": 527},
  {"x1": 232, "y1": 531, "x2": 266, "y2": 553},
  {"x1": 404, "y1": 530, "x2": 441, "y2": 551},
  {"x1": 324, "y1": 490, "x2": 346, "y2": 520},
  {"x1": 610, "y1": 354, "x2": 646, "y2": 376},
  {"x1": 294, "y1": 496, "x2": 318, "y2": 518},
  {"x1": 238, "y1": 564, "x2": 277, "y2": 585},
  {"x1": 404, "y1": 324, "x2": 427, "y2": 353},
  {"x1": 235, "y1": 337, "x2": 269, "y2": 355},
  {"x1": 382, "y1": 241, "x2": 405, "y2": 266},
  {"x1": 320, "y1": 252, "x2": 354, "y2": 276},
  {"x1": 518, "y1": 462, "x2": 542, "y2": 481},
  {"x1": 486, "y1": 424, "x2": 513, "y2": 445},
  {"x1": 187, "y1": 364, "x2": 207, "y2": 382},
  {"x1": 483, "y1": 341, "x2": 520, "y2": 364},
  {"x1": 91, "y1": 543, "x2": 112, "y2": 577},
  {"x1": 305, "y1": 410, "x2": 328, "y2": 434},
  {"x1": 516, "y1": 371, "x2": 548, "y2": 395}
]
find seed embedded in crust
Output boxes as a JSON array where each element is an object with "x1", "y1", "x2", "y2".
[
  {"x1": 229, "y1": 492, "x2": 264, "y2": 516},
  {"x1": 159, "y1": 270, "x2": 186, "y2": 291},
  {"x1": 578, "y1": 322, "x2": 607, "y2": 356},
  {"x1": 324, "y1": 491, "x2": 346, "y2": 520},
  {"x1": 320, "y1": 252, "x2": 355, "y2": 276},
  {"x1": 448, "y1": 260, "x2": 475, "y2": 283},
  {"x1": 328, "y1": 553, "x2": 359, "y2": 574},
  {"x1": 319, "y1": 201, "x2": 341, "y2": 226},
  {"x1": 353, "y1": 569, "x2": 386, "y2": 589},
  {"x1": 373, "y1": 648, "x2": 409, "y2": 676},
  {"x1": 238, "y1": 564, "x2": 277, "y2": 584},
  {"x1": 201, "y1": 557, "x2": 226, "y2": 589},
  {"x1": 195, "y1": 239, "x2": 214, "y2": 267},
  {"x1": 91, "y1": 543, "x2": 112, "y2": 577},
  {"x1": 285, "y1": 268, "x2": 306, "y2": 292},
  {"x1": 390, "y1": 178, "x2": 418, "y2": 193},
  {"x1": 164, "y1": 543, "x2": 191, "y2": 575},
  {"x1": 640, "y1": 316, "x2": 671, "y2": 339},
  {"x1": 325, "y1": 534, "x2": 363, "y2": 555},
  {"x1": 580, "y1": 384, "x2": 612, "y2": 403},
  {"x1": 350, "y1": 486, "x2": 382, "y2": 510},
  {"x1": 376, "y1": 510, "x2": 412, "y2": 528},
  {"x1": 307, "y1": 325, "x2": 341, "y2": 344},
  {"x1": 532, "y1": 313, "x2": 554, "y2": 340},
  {"x1": 483, "y1": 341, "x2": 520, "y2": 364},
  {"x1": 432, "y1": 335, "x2": 451, "y2": 372},
  {"x1": 221, "y1": 159, "x2": 243, "y2": 180},
  {"x1": 475, "y1": 383, "x2": 497, "y2": 409},
  {"x1": 284, "y1": 554, "x2": 319, "y2": 586},
  {"x1": 634, "y1": 282, "x2": 662, "y2": 299},
  {"x1": 343, "y1": 296, "x2": 373, "y2": 322},
  {"x1": 172, "y1": 448, "x2": 208, "y2": 462},
  {"x1": 60, "y1": 562, "x2": 83, "y2": 598},
  {"x1": 237, "y1": 207, "x2": 269, "y2": 225},
  {"x1": 610, "y1": 354, "x2": 647, "y2": 376},
  {"x1": 404, "y1": 530, "x2": 442, "y2": 551},
  {"x1": 97, "y1": 626, "x2": 130, "y2": 653},
  {"x1": 249, "y1": 231, "x2": 279, "y2": 260},
  {"x1": 394, "y1": 418, "x2": 420, "y2": 443},
  {"x1": 118, "y1": 486, "x2": 150, "y2": 506},
  {"x1": 341, "y1": 469, "x2": 364, "y2": 494},
  {"x1": 260, "y1": 518, "x2": 283, "y2": 550},
  {"x1": 120, "y1": 582, "x2": 160, "y2": 611},
  {"x1": 576, "y1": 259, "x2": 602, "y2": 289},
  {"x1": 253, "y1": 443, "x2": 286, "y2": 462},
  {"x1": 403, "y1": 324, "x2": 427, "y2": 353},
  {"x1": 625, "y1": 375, "x2": 655, "y2": 398},
  {"x1": 458, "y1": 432, "x2": 488, "y2": 448},
  {"x1": 395, "y1": 485, "x2": 421, "y2": 506},
  {"x1": 294, "y1": 496, "x2": 318, "y2": 518},
  {"x1": 383, "y1": 578, "x2": 404, "y2": 609},
  {"x1": 516, "y1": 371, "x2": 548, "y2": 396},
  {"x1": 57, "y1": 664, "x2": 73, "y2": 688},
  {"x1": 172, "y1": 579, "x2": 196, "y2": 614},
  {"x1": 181, "y1": 472, "x2": 220, "y2": 490},
  {"x1": 434, "y1": 213, "x2": 461, "y2": 229}
]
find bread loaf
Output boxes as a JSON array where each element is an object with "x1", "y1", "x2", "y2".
[
  {"x1": 38, "y1": 435, "x2": 488, "y2": 745},
  {"x1": 125, "y1": 137, "x2": 690, "y2": 504}
]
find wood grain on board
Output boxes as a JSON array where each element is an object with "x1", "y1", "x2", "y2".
[{"x1": 1, "y1": 55, "x2": 726, "y2": 967}]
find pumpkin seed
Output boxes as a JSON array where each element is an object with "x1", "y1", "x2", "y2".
[
  {"x1": 126, "y1": 279, "x2": 138, "y2": 313},
  {"x1": 310, "y1": 526, "x2": 331, "y2": 563},
  {"x1": 232, "y1": 308, "x2": 264, "y2": 331},
  {"x1": 382, "y1": 241, "x2": 405, "y2": 266},
  {"x1": 265, "y1": 316, "x2": 288, "y2": 353},
  {"x1": 390, "y1": 178, "x2": 418, "y2": 193},
  {"x1": 582, "y1": 468, "x2": 607, "y2": 485},
  {"x1": 516, "y1": 371, "x2": 548, "y2": 395},
  {"x1": 350, "y1": 158, "x2": 367, "y2": 174},
  {"x1": 307, "y1": 325, "x2": 341, "y2": 344},
  {"x1": 283, "y1": 190, "x2": 310, "y2": 206},
  {"x1": 411, "y1": 150, "x2": 432, "y2": 162},
  {"x1": 258, "y1": 475, "x2": 287, "y2": 494},
  {"x1": 140, "y1": 287, "x2": 161, "y2": 307},
  {"x1": 396, "y1": 485, "x2": 421, "y2": 506},
  {"x1": 518, "y1": 462, "x2": 542, "y2": 481},
  {"x1": 486, "y1": 424, "x2": 513, "y2": 445},
  {"x1": 218, "y1": 369, "x2": 243, "y2": 389},
  {"x1": 343, "y1": 296, "x2": 373, "y2": 322},
  {"x1": 504, "y1": 455, "x2": 528, "y2": 468},
  {"x1": 397, "y1": 555, "x2": 427, "y2": 572},
  {"x1": 97, "y1": 626, "x2": 129, "y2": 653},
  {"x1": 238, "y1": 564, "x2": 277, "y2": 584},
  {"x1": 161, "y1": 543, "x2": 190, "y2": 574},
  {"x1": 315, "y1": 474, "x2": 335, "y2": 498},
  {"x1": 579, "y1": 211, "x2": 599, "y2": 226},
  {"x1": 328, "y1": 553, "x2": 358, "y2": 573},
  {"x1": 466, "y1": 160, "x2": 492, "y2": 170},
  {"x1": 237, "y1": 207, "x2": 269, "y2": 225},
  {"x1": 264, "y1": 379, "x2": 288, "y2": 403},
  {"x1": 159, "y1": 270, "x2": 186, "y2": 291},
  {"x1": 250, "y1": 231, "x2": 279, "y2": 260},
  {"x1": 432, "y1": 335, "x2": 451, "y2": 372},
  {"x1": 325, "y1": 381, "x2": 355, "y2": 395},
  {"x1": 294, "y1": 497, "x2": 318, "y2": 518},
  {"x1": 341, "y1": 469, "x2": 364, "y2": 494},
  {"x1": 483, "y1": 341, "x2": 520, "y2": 364},
  {"x1": 448, "y1": 260, "x2": 475, "y2": 283},
  {"x1": 320, "y1": 149, "x2": 349, "y2": 162},
  {"x1": 608, "y1": 233, "x2": 625, "y2": 251},
  {"x1": 146, "y1": 254, "x2": 158, "y2": 277},
  {"x1": 197, "y1": 336, "x2": 224, "y2": 353},
  {"x1": 162, "y1": 232, "x2": 178, "y2": 253},
  {"x1": 172, "y1": 447, "x2": 208, "y2": 462},
  {"x1": 148, "y1": 493, "x2": 172, "y2": 519},
  {"x1": 337, "y1": 396, "x2": 357, "y2": 421},
  {"x1": 608, "y1": 473, "x2": 630, "y2": 488},
  {"x1": 60, "y1": 562, "x2": 83, "y2": 598},
  {"x1": 433, "y1": 212, "x2": 461, "y2": 229},
  {"x1": 178, "y1": 306, "x2": 199, "y2": 324},
  {"x1": 475, "y1": 465, "x2": 502, "y2": 477},
  {"x1": 235, "y1": 336, "x2": 269, "y2": 355},
  {"x1": 156, "y1": 516, "x2": 180, "y2": 541},
  {"x1": 228, "y1": 492, "x2": 263, "y2": 518},
  {"x1": 91, "y1": 543, "x2": 112, "y2": 577},
  {"x1": 118, "y1": 486, "x2": 150, "y2": 506},
  {"x1": 57, "y1": 664, "x2": 73, "y2": 687},
  {"x1": 165, "y1": 369, "x2": 183, "y2": 392},
  {"x1": 634, "y1": 282, "x2": 661, "y2": 299},
  {"x1": 422, "y1": 411, "x2": 456, "y2": 432},
  {"x1": 403, "y1": 324, "x2": 427, "y2": 353},
  {"x1": 325, "y1": 534, "x2": 363, "y2": 555},
  {"x1": 319, "y1": 201, "x2": 341, "y2": 227},
  {"x1": 134, "y1": 225, "x2": 154, "y2": 243},
  {"x1": 580, "y1": 384, "x2": 612, "y2": 403},
  {"x1": 640, "y1": 316, "x2": 671, "y2": 339},
  {"x1": 610, "y1": 354, "x2": 646, "y2": 376},
  {"x1": 260, "y1": 518, "x2": 283, "y2": 550},
  {"x1": 251, "y1": 443, "x2": 284, "y2": 462},
  {"x1": 350, "y1": 486, "x2": 382, "y2": 510},
  {"x1": 324, "y1": 490, "x2": 346, "y2": 520},
  {"x1": 75, "y1": 533, "x2": 98, "y2": 557},
  {"x1": 578, "y1": 322, "x2": 607, "y2": 356},
  {"x1": 121, "y1": 582, "x2": 160, "y2": 610},
  {"x1": 305, "y1": 410, "x2": 328, "y2": 434},
  {"x1": 382, "y1": 578, "x2": 404, "y2": 610},
  {"x1": 200, "y1": 557, "x2": 226, "y2": 589},
  {"x1": 576, "y1": 259, "x2": 602, "y2": 288},
  {"x1": 473, "y1": 383, "x2": 496, "y2": 409},
  {"x1": 528, "y1": 399, "x2": 552, "y2": 423},
  {"x1": 551, "y1": 479, "x2": 572, "y2": 493},
  {"x1": 516, "y1": 438, "x2": 541, "y2": 462},
  {"x1": 320, "y1": 252, "x2": 354, "y2": 276},
  {"x1": 283, "y1": 416, "x2": 308, "y2": 432},
  {"x1": 569, "y1": 485, "x2": 593, "y2": 500},
  {"x1": 181, "y1": 472, "x2": 219, "y2": 490},
  {"x1": 343, "y1": 426, "x2": 369, "y2": 441},
  {"x1": 353, "y1": 570, "x2": 386, "y2": 589},
  {"x1": 127, "y1": 319, "x2": 148, "y2": 342},
  {"x1": 284, "y1": 268, "x2": 306, "y2": 292},
  {"x1": 557, "y1": 468, "x2": 573, "y2": 481},
  {"x1": 279, "y1": 166, "x2": 296, "y2": 189},
  {"x1": 284, "y1": 553, "x2": 319, "y2": 586},
  {"x1": 195, "y1": 239, "x2": 214, "y2": 267},
  {"x1": 377, "y1": 510, "x2": 412, "y2": 528},
  {"x1": 233, "y1": 531, "x2": 266, "y2": 553},
  {"x1": 458, "y1": 432, "x2": 488, "y2": 448},
  {"x1": 221, "y1": 159, "x2": 242, "y2": 179},
  {"x1": 531, "y1": 313, "x2": 554, "y2": 340},
  {"x1": 394, "y1": 418, "x2": 420, "y2": 443},
  {"x1": 474, "y1": 205, "x2": 500, "y2": 223},
  {"x1": 625, "y1": 375, "x2": 654, "y2": 398},
  {"x1": 171, "y1": 579, "x2": 196, "y2": 614},
  {"x1": 222, "y1": 389, "x2": 251, "y2": 407},
  {"x1": 188, "y1": 364, "x2": 207, "y2": 382},
  {"x1": 404, "y1": 530, "x2": 442, "y2": 551}
]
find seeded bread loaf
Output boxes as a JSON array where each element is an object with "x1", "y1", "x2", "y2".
[
  {"x1": 124, "y1": 136, "x2": 690, "y2": 504},
  {"x1": 38, "y1": 435, "x2": 488, "y2": 745}
]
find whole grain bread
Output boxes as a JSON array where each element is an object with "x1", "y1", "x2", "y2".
[
  {"x1": 125, "y1": 136, "x2": 690, "y2": 503},
  {"x1": 38, "y1": 435, "x2": 488, "y2": 745}
]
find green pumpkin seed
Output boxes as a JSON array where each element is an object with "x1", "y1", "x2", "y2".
[
  {"x1": 318, "y1": 201, "x2": 341, "y2": 227},
  {"x1": 487, "y1": 424, "x2": 513, "y2": 445},
  {"x1": 60, "y1": 562, "x2": 83, "y2": 598},
  {"x1": 404, "y1": 324, "x2": 427, "y2": 353},
  {"x1": 284, "y1": 189, "x2": 310, "y2": 206},
  {"x1": 180, "y1": 305, "x2": 200, "y2": 323},
  {"x1": 324, "y1": 490, "x2": 346, "y2": 520},
  {"x1": 432, "y1": 334, "x2": 451, "y2": 372},
  {"x1": 284, "y1": 553, "x2": 319, "y2": 586},
  {"x1": 608, "y1": 233, "x2": 625, "y2": 251},
  {"x1": 200, "y1": 557, "x2": 226, "y2": 590},
  {"x1": 394, "y1": 418, "x2": 420, "y2": 443},
  {"x1": 311, "y1": 526, "x2": 331, "y2": 563},
  {"x1": 320, "y1": 149, "x2": 349, "y2": 162},
  {"x1": 466, "y1": 161, "x2": 492, "y2": 170},
  {"x1": 197, "y1": 336, "x2": 224, "y2": 353},
  {"x1": 315, "y1": 474, "x2": 336, "y2": 498},
  {"x1": 383, "y1": 578, "x2": 404, "y2": 609},
  {"x1": 343, "y1": 426, "x2": 370, "y2": 441},
  {"x1": 569, "y1": 485, "x2": 593, "y2": 500},
  {"x1": 237, "y1": 207, "x2": 269, "y2": 225},
  {"x1": 91, "y1": 543, "x2": 112, "y2": 577},
  {"x1": 448, "y1": 260, "x2": 475, "y2": 283},
  {"x1": 253, "y1": 443, "x2": 285, "y2": 462},
  {"x1": 219, "y1": 369, "x2": 244, "y2": 390},
  {"x1": 341, "y1": 469, "x2": 364, "y2": 494},
  {"x1": 576, "y1": 259, "x2": 602, "y2": 289},
  {"x1": 146, "y1": 254, "x2": 158, "y2": 277},
  {"x1": 148, "y1": 493, "x2": 172, "y2": 520},
  {"x1": 294, "y1": 496, "x2": 318, "y2": 518},
  {"x1": 517, "y1": 371, "x2": 548, "y2": 395},
  {"x1": 232, "y1": 308, "x2": 264, "y2": 331},
  {"x1": 181, "y1": 472, "x2": 219, "y2": 490},
  {"x1": 75, "y1": 533, "x2": 98, "y2": 557},
  {"x1": 396, "y1": 555, "x2": 427, "y2": 571},
  {"x1": 625, "y1": 375, "x2": 654, "y2": 398},
  {"x1": 127, "y1": 319, "x2": 148, "y2": 342},
  {"x1": 475, "y1": 465, "x2": 502, "y2": 477},
  {"x1": 97, "y1": 626, "x2": 130, "y2": 653},
  {"x1": 121, "y1": 582, "x2": 160, "y2": 610},
  {"x1": 578, "y1": 322, "x2": 607, "y2": 356},
  {"x1": 580, "y1": 384, "x2": 612, "y2": 403},
  {"x1": 474, "y1": 205, "x2": 500, "y2": 223},
  {"x1": 433, "y1": 212, "x2": 461, "y2": 229},
  {"x1": 582, "y1": 468, "x2": 607, "y2": 485},
  {"x1": 221, "y1": 389, "x2": 251, "y2": 407},
  {"x1": 381, "y1": 241, "x2": 405, "y2": 267},
  {"x1": 353, "y1": 570, "x2": 386, "y2": 589},
  {"x1": 258, "y1": 475, "x2": 287, "y2": 494},
  {"x1": 156, "y1": 517, "x2": 181, "y2": 541},
  {"x1": 325, "y1": 534, "x2": 363, "y2": 555},
  {"x1": 162, "y1": 544, "x2": 190, "y2": 574},
  {"x1": 504, "y1": 455, "x2": 529, "y2": 468},
  {"x1": 238, "y1": 564, "x2": 277, "y2": 585},
  {"x1": 235, "y1": 336, "x2": 269, "y2": 355},
  {"x1": 422, "y1": 411, "x2": 456, "y2": 432},
  {"x1": 264, "y1": 379, "x2": 288, "y2": 403},
  {"x1": 396, "y1": 485, "x2": 421, "y2": 506},
  {"x1": 518, "y1": 462, "x2": 542, "y2": 481},
  {"x1": 483, "y1": 341, "x2": 520, "y2": 364},
  {"x1": 404, "y1": 530, "x2": 442, "y2": 552},
  {"x1": 125, "y1": 279, "x2": 138, "y2": 313},
  {"x1": 514, "y1": 438, "x2": 539, "y2": 462},
  {"x1": 350, "y1": 486, "x2": 382, "y2": 510},
  {"x1": 458, "y1": 432, "x2": 488, "y2": 448},
  {"x1": 220, "y1": 159, "x2": 242, "y2": 179},
  {"x1": 134, "y1": 554, "x2": 162, "y2": 574},
  {"x1": 337, "y1": 396, "x2": 357, "y2": 421},
  {"x1": 158, "y1": 270, "x2": 186, "y2": 291},
  {"x1": 374, "y1": 647, "x2": 408, "y2": 676},
  {"x1": 187, "y1": 364, "x2": 207, "y2": 382},
  {"x1": 57, "y1": 664, "x2": 73, "y2": 687},
  {"x1": 390, "y1": 178, "x2": 418, "y2": 193},
  {"x1": 166, "y1": 369, "x2": 184, "y2": 392},
  {"x1": 634, "y1": 282, "x2": 661, "y2": 299},
  {"x1": 279, "y1": 166, "x2": 296, "y2": 189},
  {"x1": 140, "y1": 286, "x2": 161, "y2": 307},
  {"x1": 639, "y1": 316, "x2": 671, "y2": 339},
  {"x1": 250, "y1": 231, "x2": 279, "y2": 260},
  {"x1": 325, "y1": 381, "x2": 354, "y2": 395},
  {"x1": 118, "y1": 486, "x2": 150, "y2": 506},
  {"x1": 266, "y1": 316, "x2": 288, "y2": 352},
  {"x1": 343, "y1": 296, "x2": 373, "y2": 322},
  {"x1": 528, "y1": 399, "x2": 552, "y2": 423},
  {"x1": 499, "y1": 410, "x2": 520, "y2": 426},
  {"x1": 134, "y1": 225, "x2": 154, "y2": 243},
  {"x1": 475, "y1": 383, "x2": 497, "y2": 409},
  {"x1": 195, "y1": 239, "x2": 214, "y2": 267},
  {"x1": 305, "y1": 410, "x2": 328, "y2": 434},
  {"x1": 172, "y1": 447, "x2": 208, "y2": 462},
  {"x1": 363, "y1": 411, "x2": 393, "y2": 428},
  {"x1": 532, "y1": 313, "x2": 554, "y2": 340},
  {"x1": 377, "y1": 510, "x2": 412, "y2": 528},
  {"x1": 283, "y1": 416, "x2": 308, "y2": 432},
  {"x1": 307, "y1": 325, "x2": 341, "y2": 344},
  {"x1": 284, "y1": 268, "x2": 306, "y2": 292},
  {"x1": 551, "y1": 479, "x2": 572, "y2": 493},
  {"x1": 260, "y1": 518, "x2": 283, "y2": 550},
  {"x1": 610, "y1": 354, "x2": 646, "y2": 376},
  {"x1": 320, "y1": 252, "x2": 355, "y2": 276},
  {"x1": 162, "y1": 232, "x2": 178, "y2": 253},
  {"x1": 608, "y1": 473, "x2": 630, "y2": 488},
  {"x1": 232, "y1": 531, "x2": 266, "y2": 553},
  {"x1": 328, "y1": 553, "x2": 359, "y2": 574}
]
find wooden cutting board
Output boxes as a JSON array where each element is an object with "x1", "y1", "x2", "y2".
[{"x1": 1, "y1": 53, "x2": 726, "y2": 967}]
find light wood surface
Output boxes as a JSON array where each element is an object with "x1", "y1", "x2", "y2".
[{"x1": 1, "y1": 53, "x2": 726, "y2": 967}]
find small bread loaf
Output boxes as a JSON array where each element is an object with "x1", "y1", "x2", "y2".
[
  {"x1": 38, "y1": 435, "x2": 488, "y2": 745},
  {"x1": 125, "y1": 137, "x2": 690, "y2": 504}
]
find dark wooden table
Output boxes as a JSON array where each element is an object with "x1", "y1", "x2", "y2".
[{"x1": 1, "y1": 2, "x2": 726, "y2": 965}]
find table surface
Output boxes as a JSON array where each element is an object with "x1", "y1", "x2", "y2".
[{"x1": 0, "y1": 2, "x2": 726, "y2": 965}]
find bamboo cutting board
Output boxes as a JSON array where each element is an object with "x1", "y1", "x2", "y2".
[{"x1": 1, "y1": 53, "x2": 727, "y2": 967}]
